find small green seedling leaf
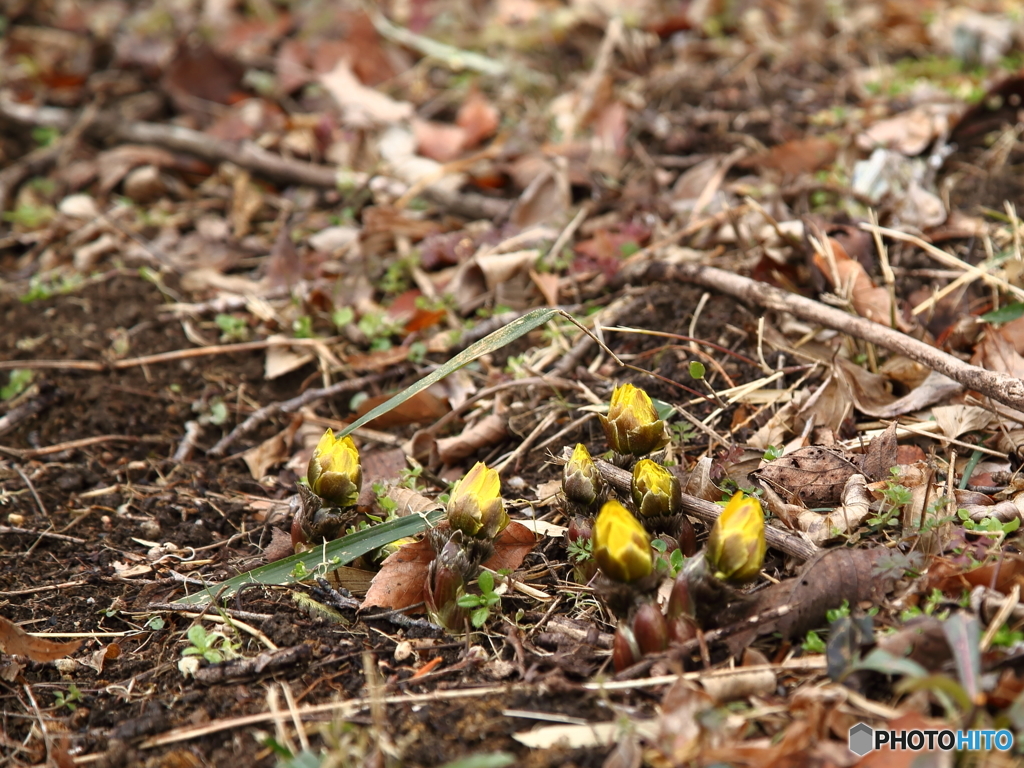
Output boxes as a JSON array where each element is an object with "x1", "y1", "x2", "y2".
[
  {"x1": 689, "y1": 361, "x2": 706, "y2": 379},
  {"x1": 1, "y1": 369, "x2": 32, "y2": 401}
]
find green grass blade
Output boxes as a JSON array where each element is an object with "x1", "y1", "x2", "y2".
[
  {"x1": 173, "y1": 508, "x2": 444, "y2": 606},
  {"x1": 337, "y1": 307, "x2": 560, "y2": 438}
]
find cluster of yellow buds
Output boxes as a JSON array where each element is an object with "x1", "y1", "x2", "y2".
[
  {"x1": 600, "y1": 384, "x2": 669, "y2": 458},
  {"x1": 293, "y1": 428, "x2": 364, "y2": 547},
  {"x1": 631, "y1": 458, "x2": 696, "y2": 555}
]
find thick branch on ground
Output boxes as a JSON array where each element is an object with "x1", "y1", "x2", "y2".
[
  {"x1": 624, "y1": 261, "x2": 1024, "y2": 413},
  {"x1": 0, "y1": 97, "x2": 510, "y2": 221}
]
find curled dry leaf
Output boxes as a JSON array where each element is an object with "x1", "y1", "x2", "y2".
[
  {"x1": 354, "y1": 389, "x2": 449, "y2": 430},
  {"x1": 386, "y1": 486, "x2": 444, "y2": 517},
  {"x1": 436, "y1": 413, "x2": 508, "y2": 466},
  {"x1": 414, "y1": 118, "x2": 469, "y2": 163},
  {"x1": 869, "y1": 370, "x2": 964, "y2": 419},
  {"x1": 481, "y1": 521, "x2": 537, "y2": 573},
  {"x1": 320, "y1": 59, "x2": 413, "y2": 127},
  {"x1": 853, "y1": 420, "x2": 898, "y2": 482},
  {"x1": 745, "y1": 136, "x2": 839, "y2": 176},
  {"x1": 96, "y1": 145, "x2": 176, "y2": 194},
  {"x1": 683, "y1": 456, "x2": 719, "y2": 503},
  {"x1": 455, "y1": 91, "x2": 499, "y2": 148},
  {"x1": 511, "y1": 161, "x2": 570, "y2": 229},
  {"x1": 241, "y1": 417, "x2": 302, "y2": 480},
  {"x1": 361, "y1": 536, "x2": 435, "y2": 610},
  {"x1": 81, "y1": 643, "x2": 121, "y2": 673},
  {"x1": 793, "y1": 473, "x2": 871, "y2": 545},
  {"x1": 857, "y1": 105, "x2": 952, "y2": 156},
  {"x1": 0, "y1": 616, "x2": 81, "y2": 662}
]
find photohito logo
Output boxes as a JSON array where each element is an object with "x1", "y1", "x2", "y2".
[{"x1": 848, "y1": 723, "x2": 1014, "y2": 756}]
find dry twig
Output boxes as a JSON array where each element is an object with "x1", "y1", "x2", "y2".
[{"x1": 623, "y1": 260, "x2": 1024, "y2": 413}]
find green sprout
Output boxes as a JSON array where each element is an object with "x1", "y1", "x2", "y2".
[
  {"x1": 650, "y1": 538, "x2": 686, "y2": 576},
  {"x1": 181, "y1": 624, "x2": 240, "y2": 664},
  {"x1": 214, "y1": 313, "x2": 249, "y2": 342},
  {"x1": 53, "y1": 684, "x2": 82, "y2": 712},
  {"x1": 958, "y1": 508, "x2": 1021, "y2": 537},
  {"x1": 867, "y1": 470, "x2": 913, "y2": 529},
  {"x1": 1, "y1": 369, "x2": 33, "y2": 401},
  {"x1": 292, "y1": 315, "x2": 315, "y2": 338},
  {"x1": 567, "y1": 536, "x2": 593, "y2": 564},
  {"x1": 801, "y1": 630, "x2": 826, "y2": 654},
  {"x1": 456, "y1": 570, "x2": 502, "y2": 628}
]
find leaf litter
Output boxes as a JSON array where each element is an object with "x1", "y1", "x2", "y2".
[{"x1": 3, "y1": 0, "x2": 1024, "y2": 766}]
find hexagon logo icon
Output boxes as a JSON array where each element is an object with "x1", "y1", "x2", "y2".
[{"x1": 849, "y1": 723, "x2": 874, "y2": 756}]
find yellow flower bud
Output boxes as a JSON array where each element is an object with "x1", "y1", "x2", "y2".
[
  {"x1": 599, "y1": 383, "x2": 669, "y2": 457},
  {"x1": 631, "y1": 459, "x2": 681, "y2": 519},
  {"x1": 592, "y1": 500, "x2": 652, "y2": 583},
  {"x1": 307, "y1": 429, "x2": 362, "y2": 507},
  {"x1": 706, "y1": 492, "x2": 766, "y2": 584},
  {"x1": 447, "y1": 462, "x2": 509, "y2": 539},
  {"x1": 563, "y1": 443, "x2": 603, "y2": 507}
]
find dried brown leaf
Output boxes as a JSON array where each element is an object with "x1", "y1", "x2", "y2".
[
  {"x1": 747, "y1": 136, "x2": 839, "y2": 176},
  {"x1": 241, "y1": 418, "x2": 301, "y2": 480},
  {"x1": 726, "y1": 548, "x2": 897, "y2": 652},
  {"x1": 355, "y1": 390, "x2": 449, "y2": 430},
  {"x1": 320, "y1": 59, "x2": 413, "y2": 127},
  {"x1": 361, "y1": 537, "x2": 434, "y2": 610},
  {"x1": 455, "y1": 91, "x2": 499, "y2": 148},
  {"x1": 792, "y1": 473, "x2": 871, "y2": 545},
  {"x1": 0, "y1": 616, "x2": 81, "y2": 662},
  {"x1": 926, "y1": 553, "x2": 1024, "y2": 594},
  {"x1": 813, "y1": 238, "x2": 899, "y2": 327},
  {"x1": 855, "y1": 420, "x2": 899, "y2": 481},
  {"x1": 481, "y1": 521, "x2": 537, "y2": 573},
  {"x1": 436, "y1": 413, "x2": 508, "y2": 465},
  {"x1": 511, "y1": 161, "x2": 570, "y2": 229},
  {"x1": 752, "y1": 445, "x2": 859, "y2": 507},
  {"x1": 414, "y1": 118, "x2": 469, "y2": 163},
  {"x1": 96, "y1": 145, "x2": 176, "y2": 195}
]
